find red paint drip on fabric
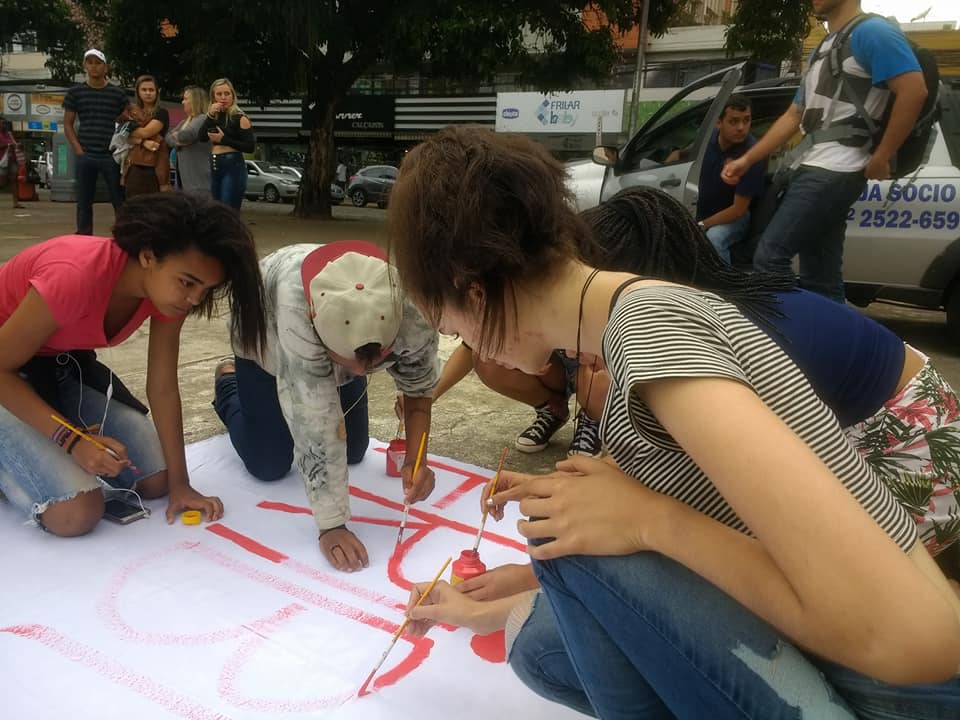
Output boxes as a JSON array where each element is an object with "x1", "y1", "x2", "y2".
[{"x1": 470, "y1": 630, "x2": 507, "y2": 663}]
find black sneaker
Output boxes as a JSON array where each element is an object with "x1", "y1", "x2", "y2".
[
  {"x1": 515, "y1": 403, "x2": 569, "y2": 453},
  {"x1": 568, "y1": 411, "x2": 603, "y2": 458}
]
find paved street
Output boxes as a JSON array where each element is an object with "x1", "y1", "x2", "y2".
[{"x1": 3, "y1": 192, "x2": 960, "y2": 478}]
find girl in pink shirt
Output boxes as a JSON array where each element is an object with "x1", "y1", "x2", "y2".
[{"x1": 0, "y1": 192, "x2": 266, "y2": 536}]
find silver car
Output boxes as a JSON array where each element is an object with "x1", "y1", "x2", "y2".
[
  {"x1": 280, "y1": 165, "x2": 344, "y2": 204},
  {"x1": 568, "y1": 65, "x2": 960, "y2": 340},
  {"x1": 245, "y1": 160, "x2": 300, "y2": 203},
  {"x1": 346, "y1": 165, "x2": 397, "y2": 208}
]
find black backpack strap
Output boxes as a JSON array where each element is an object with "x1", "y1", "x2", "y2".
[
  {"x1": 780, "y1": 16, "x2": 875, "y2": 171},
  {"x1": 806, "y1": 31, "x2": 832, "y2": 78},
  {"x1": 827, "y1": 13, "x2": 875, "y2": 79},
  {"x1": 828, "y1": 13, "x2": 881, "y2": 139}
]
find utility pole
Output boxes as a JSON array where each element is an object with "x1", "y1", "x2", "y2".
[{"x1": 627, "y1": 0, "x2": 651, "y2": 136}]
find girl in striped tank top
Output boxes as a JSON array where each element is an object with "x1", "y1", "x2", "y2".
[{"x1": 390, "y1": 127, "x2": 960, "y2": 719}]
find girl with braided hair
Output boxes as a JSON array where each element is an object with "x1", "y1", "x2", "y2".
[
  {"x1": 391, "y1": 127, "x2": 960, "y2": 719},
  {"x1": 577, "y1": 184, "x2": 784, "y2": 299}
]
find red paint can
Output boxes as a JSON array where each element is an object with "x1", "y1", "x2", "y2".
[
  {"x1": 386, "y1": 438, "x2": 406, "y2": 477},
  {"x1": 450, "y1": 549, "x2": 486, "y2": 585}
]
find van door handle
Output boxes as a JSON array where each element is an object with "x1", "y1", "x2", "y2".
[{"x1": 660, "y1": 177, "x2": 681, "y2": 188}]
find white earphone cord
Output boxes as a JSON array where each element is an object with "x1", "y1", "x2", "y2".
[
  {"x1": 56, "y1": 355, "x2": 142, "y2": 512},
  {"x1": 55, "y1": 353, "x2": 114, "y2": 434}
]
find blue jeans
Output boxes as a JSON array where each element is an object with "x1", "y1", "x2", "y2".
[
  {"x1": 209, "y1": 152, "x2": 247, "y2": 210},
  {"x1": 0, "y1": 360, "x2": 165, "y2": 524},
  {"x1": 753, "y1": 165, "x2": 866, "y2": 303},
  {"x1": 75, "y1": 153, "x2": 124, "y2": 235},
  {"x1": 213, "y1": 356, "x2": 369, "y2": 482},
  {"x1": 705, "y1": 213, "x2": 751, "y2": 265},
  {"x1": 514, "y1": 552, "x2": 960, "y2": 719},
  {"x1": 509, "y1": 593, "x2": 597, "y2": 717}
]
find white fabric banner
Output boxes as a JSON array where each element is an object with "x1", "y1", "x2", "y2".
[{"x1": 0, "y1": 435, "x2": 578, "y2": 720}]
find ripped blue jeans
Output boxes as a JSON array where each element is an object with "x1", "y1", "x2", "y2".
[
  {"x1": 0, "y1": 361, "x2": 165, "y2": 525},
  {"x1": 514, "y1": 553, "x2": 959, "y2": 719}
]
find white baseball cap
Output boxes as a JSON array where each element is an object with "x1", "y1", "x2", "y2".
[
  {"x1": 83, "y1": 48, "x2": 106, "y2": 63},
  {"x1": 301, "y1": 241, "x2": 402, "y2": 359}
]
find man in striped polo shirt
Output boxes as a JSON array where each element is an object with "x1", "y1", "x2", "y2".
[{"x1": 63, "y1": 49, "x2": 135, "y2": 235}]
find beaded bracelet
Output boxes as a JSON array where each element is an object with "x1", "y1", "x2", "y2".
[
  {"x1": 65, "y1": 434, "x2": 83, "y2": 455},
  {"x1": 52, "y1": 425, "x2": 74, "y2": 448}
]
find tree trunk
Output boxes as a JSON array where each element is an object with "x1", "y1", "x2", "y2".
[{"x1": 294, "y1": 98, "x2": 336, "y2": 219}]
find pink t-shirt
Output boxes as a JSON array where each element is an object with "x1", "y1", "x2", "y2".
[{"x1": 0, "y1": 235, "x2": 169, "y2": 355}]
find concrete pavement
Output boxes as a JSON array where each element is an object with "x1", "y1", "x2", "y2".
[{"x1": 4, "y1": 192, "x2": 960, "y2": 480}]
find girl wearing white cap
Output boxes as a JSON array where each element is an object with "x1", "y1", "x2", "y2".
[{"x1": 214, "y1": 241, "x2": 441, "y2": 572}]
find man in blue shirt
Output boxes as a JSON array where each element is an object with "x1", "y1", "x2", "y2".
[
  {"x1": 722, "y1": 0, "x2": 927, "y2": 302},
  {"x1": 696, "y1": 94, "x2": 765, "y2": 264}
]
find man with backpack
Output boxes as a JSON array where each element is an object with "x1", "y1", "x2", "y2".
[{"x1": 722, "y1": 0, "x2": 930, "y2": 303}]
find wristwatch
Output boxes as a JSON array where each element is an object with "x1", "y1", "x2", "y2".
[{"x1": 697, "y1": 221, "x2": 706, "y2": 230}]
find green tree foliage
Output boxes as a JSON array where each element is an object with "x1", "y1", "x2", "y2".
[
  {"x1": 725, "y1": 0, "x2": 812, "y2": 65},
  {"x1": 0, "y1": 0, "x2": 86, "y2": 80},
  {"x1": 100, "y1": 1, "x2": 685, "y2": 217}
]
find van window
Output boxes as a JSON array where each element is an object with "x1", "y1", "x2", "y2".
[
  {"x1": 621, "y1": 102, "x2": 711, "y2": 171},
  {"x1": 620, "y1": 88, "x2": 796, "y2": 175}
]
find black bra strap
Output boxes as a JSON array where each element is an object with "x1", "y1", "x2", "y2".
[{"x1": 608, "y1": 276, "x2": 646, "y2": 318}]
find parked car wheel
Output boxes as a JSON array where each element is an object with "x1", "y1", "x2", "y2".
[
  {"x1": 351, "y1": 188, "x2": 368, "y2": 207},
  {"x1": 264, "y1": 185, "x2": 281, "y2": 203}
]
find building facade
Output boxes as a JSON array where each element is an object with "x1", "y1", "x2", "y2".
[{"x1": 7, "y1": 10, "x2": 956, "y2": 170}]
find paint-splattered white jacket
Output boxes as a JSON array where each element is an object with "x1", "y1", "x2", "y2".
[{"x1": 234, "y1": 244, "x2": 439, "y2": 531}]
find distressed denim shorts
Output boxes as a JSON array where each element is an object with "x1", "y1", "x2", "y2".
[{"x1": 0, "y1": 362, "x2": 165, "y2": 525}]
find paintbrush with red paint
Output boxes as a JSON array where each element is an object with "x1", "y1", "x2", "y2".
[
  {"x1": 471, "y1": 447, "x2": 508, "y2": 553},
  {"x1": 395, "y1": 431, "x2": 427, "y2": 547},
  {"x1": 358, "y1": 555, "x2": 452, "y2": 696}
]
